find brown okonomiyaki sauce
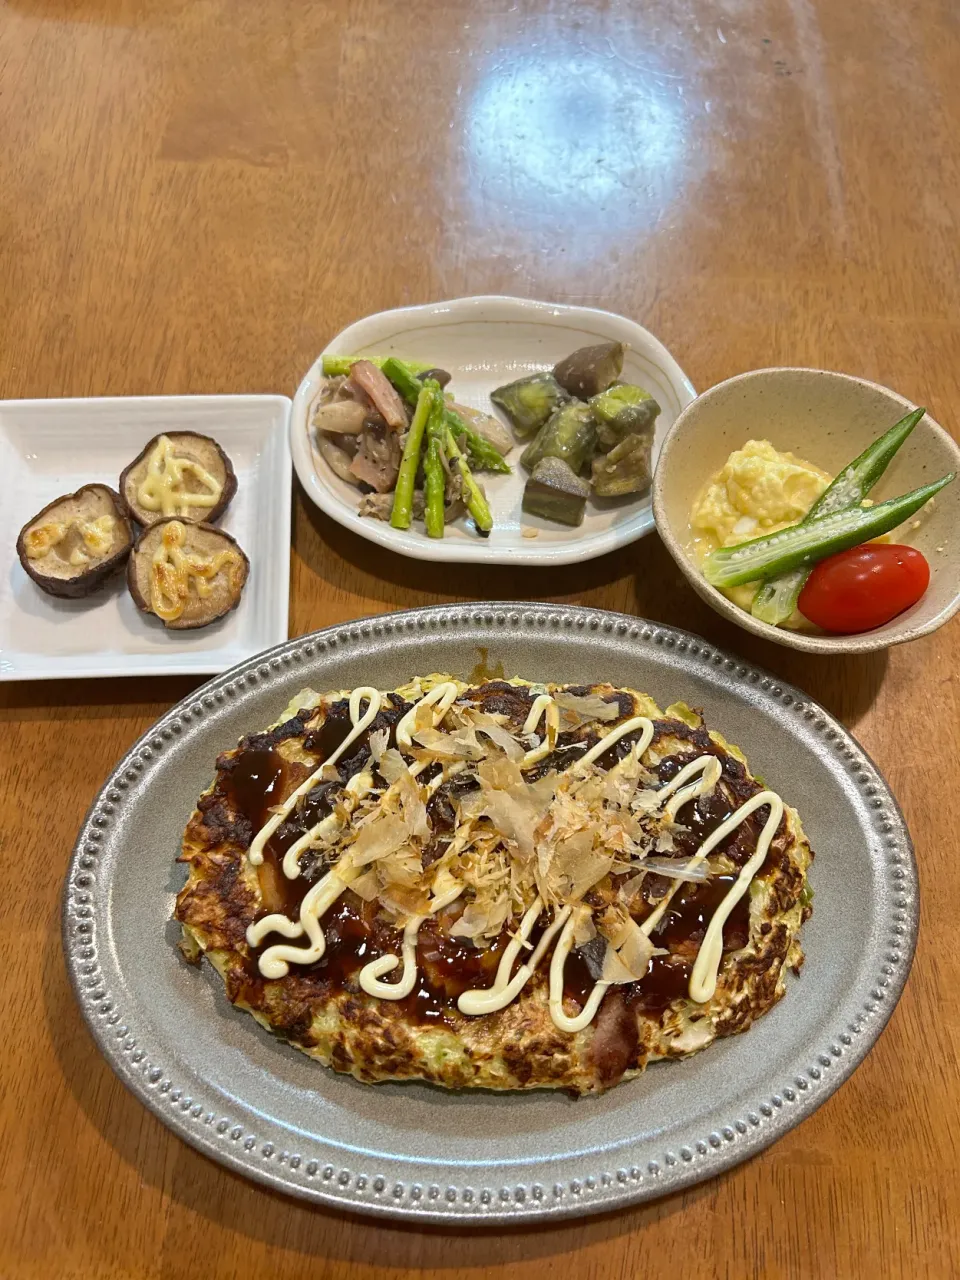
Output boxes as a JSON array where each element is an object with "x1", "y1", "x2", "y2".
[{"x1": 219, "y1": 712, "x2": 774, "y2": 1025}]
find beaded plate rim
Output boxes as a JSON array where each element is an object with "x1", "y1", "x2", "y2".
[{"x1": 63, "y1": 603, "x2": 917, "y2": 1223}]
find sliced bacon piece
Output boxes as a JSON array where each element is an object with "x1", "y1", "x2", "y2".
[
  {"x1": 589, "y1": 991, "x2": 640, "y2": 1088},
  {"x1": 348, "y1": 360, "x2": 408, "y2": 431},
  {"x1": 349, "y1": 423, "x2": 402, "y2": 492}
]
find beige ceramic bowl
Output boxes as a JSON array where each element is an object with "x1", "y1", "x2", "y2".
[{"x1": 652, "y1": 367, "x2": 960, "y2": 653}]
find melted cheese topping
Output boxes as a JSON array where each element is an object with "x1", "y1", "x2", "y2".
[
  {"x1": 243, "y1": 687, "x2": 791, "y2": 1033},
  {"x1": 24, "y1": 514, "x2": 116, "y2": 563},
  {"x1": 148, "y1": 520, "x2": 244, "y2": 622},
  {"x1": 136, "y1": 435, "x2": 223, "y2": 518}
]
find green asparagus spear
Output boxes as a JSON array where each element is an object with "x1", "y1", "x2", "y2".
[
  {"x1": 443, "y1": 424, "x2": 493, "y2": 534},
  {"x1": 382, "y1": 357, "x2": 511, "y2": 474},
  {"x1": 704, "y1": 473, "x2": 954, "y2": 588},
  {"x1": 390, "y1": 383, "x2": 436, "y2": 530},
  {"x1": 442, "y1": 406, "x2": 509, "y2": 473},
  {"x1": 750, "y1": 408, "x2": 926, "y2": 624},
  {"x1": 423, "y1": 396, "x2": 447, "y2": 538},
  {"x1": 322, "y1": 354, "x2": 433, "y2": 378}
]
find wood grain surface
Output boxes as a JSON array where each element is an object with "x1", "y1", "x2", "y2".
[{"x1": 1, "y1": 0, "x2": 957, "y2": 1276}]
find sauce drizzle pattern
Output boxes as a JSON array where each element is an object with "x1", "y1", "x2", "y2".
[{"x1": 242, "y1": 687, "x2": 787, "y2": 1030}]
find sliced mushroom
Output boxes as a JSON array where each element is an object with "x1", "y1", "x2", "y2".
[
  {"x1": 17, "y1": 484, "x2": 134, "y2": 598},
  {"x1": 127, "y1": 518, "x2": 249, "y2": 630},
  {"x1": 311, "y1": 400, "x2": 368, "y2": 434},
  {"x1": 316, "y1": 435, "x2": 361, "y2": 485},
  {"x1": 119, "y1": 432, "x2": 237, "y2": 527}
]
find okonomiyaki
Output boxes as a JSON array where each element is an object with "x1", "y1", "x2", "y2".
[{"x1": 175, "y1": 675, "x2": 814, "y2": 1093}]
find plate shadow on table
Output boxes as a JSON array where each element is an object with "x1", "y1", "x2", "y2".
[
  {"x1": 43, "y1": 900, "x2": 721, "y2": 1262},
  {"x1": 298, "y1": 493, "x2": 888, "y2": 731}
]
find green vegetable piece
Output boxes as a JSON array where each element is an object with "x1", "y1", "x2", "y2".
[
  {"x1": 490, "y1": 373, "x2": 570, "y2": 439},
  {"x1": 522, "y1": 457, "x2": 590, "y2": 526},
  {"x1": 590, "y1": 384, "x2": 661, "y2": 450},
  {"x1": 423, "y1": 450, "x2": 446, "y2": 539},
  {"x1": 390, "y1": 382, "x2": 437, "y2": 530},
  {"x1": 446, "y1": 407, "x2": 511, "y2": 474},
  {"x1": 521, "y1": 401, "x2": 597, "y2": 474},
  {"x1": 383, "y1": 357, "x2": 510, "y2": 475},
  {"x1": 751, "y1": 408, "x2": 926, "y2": 625},
  {"x1": 322, "y1": 354, "x2": 433, "y2": 378},
  {"x1": 590, "y1": 432, "x2": 653, "y2": 497},
  {"x1": 553, "y1": 341, "x2": 624, "y2": 399},
  {"x1": 443, "y1": 423, "x2": 493, "y2": 534},
  {"x1": 704, "y1": 472, "x2": 954, "y2": 589}
]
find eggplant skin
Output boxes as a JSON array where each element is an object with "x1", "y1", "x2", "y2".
[
  {"x1": 16, "y1": 484, "x2": 134, "y2": 599},
  {"x1": 118, "y1": 432, "x2": 238, "y2": 527},
  {"x1": 127, "y1": 518, "x2": 250, "y2": 630}
]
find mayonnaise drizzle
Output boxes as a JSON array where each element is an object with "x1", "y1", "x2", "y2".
[
  {"x1": 659, "y1": 754, "x2": 723, "y2": 820},
  {"x1": 357, "y1": 882, "x2": 464, "y2": 999},
  {"x1": 457, "y1": 901, "x2": 571, "y2": 1015},
  {"x1": 248, "y1": 863, "x2": 359, "y2": 978},
  {"x1": 247, "y1": 682, "x2": 466, "y2": 978},
  {"x1": 243, "y1": 683, "x2": 788, "y2": 1031},
  {"x1": 549, "y1": 909, "x2": 610, "y2": 1033},
  {"x1": 687, "y1": 792, "x2": 784, "y2": 1002},
  {"x1": 572, "y1": 716, "x2": 654, "y2": 770},
  {"x1": 247, "y1": 687, "x2": 382, "y2": 866},
  {"x1": 520, "y1": 694, "x2": 560, "y2": 767},
  {"x1": 396, "y1": 681, "x2": 459, "y2": 750},
  {"x1": 136, "y1": 435, "x2": 223, "y2": 518}
]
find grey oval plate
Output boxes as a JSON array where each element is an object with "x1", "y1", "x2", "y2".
[{"x1": 64, "y1": 604, "x2": 917, "y2": 1224}]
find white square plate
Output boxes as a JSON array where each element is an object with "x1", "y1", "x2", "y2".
[
  {"x1": 290, "y1": 296, "x2": 696, "y2": 565},
  {"x1": 0, "y1": 396, "x2": 291, "y2": 681}
]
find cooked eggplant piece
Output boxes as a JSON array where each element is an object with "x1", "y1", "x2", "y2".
[
  {"x1": 127, "y1": 518, "x2": 249, "y2": 630},
  {"x1": 490, "y1": 372, "x2": 570, "y2": 439},
  {"x1": 120, "y1": 432, "x2": 237, "y2": 527},
  {"x1": 590, "y1": 384, "x2": 661, "y2": 450},
  {"x1": 522, "y1": 457, "x2": 590, "y2": 527},
  {"x1": 553, "y1": 341, "x2": 624, "y2": 399},
  {"x1": 590, "y1": 432, "x2": 654, "y2": 497},
  {"x1": 17, "y1": 484, "x2": 134, "y2": 599},
  {"x1": 521, "y1": 401, "x2": 597, "y2": 474}
]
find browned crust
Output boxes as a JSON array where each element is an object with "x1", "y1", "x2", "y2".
[
  {"x1": 118, "y1": 431, "x2": 238, "y2": 526},
  {"x1": 16, "y1": 484, "x2": 134, "y2": 599},
  {"x1": 174, "y1": 681, "x2": 814, "y2": 1094},
  {"x1": 127, "y1": 517, "x2": 250, "y2": 630}
]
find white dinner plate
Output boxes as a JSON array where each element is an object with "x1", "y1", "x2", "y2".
[
  {"x1": 291, "y1": 296, "x2": 695, "y2": 565},
  {"x1": 1, "y1": 395, "x2": 292, "y2": 681}
]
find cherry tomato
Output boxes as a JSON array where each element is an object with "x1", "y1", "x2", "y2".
[{"x1": 797, "y1": 544, "x2": 930, "y2": 634}]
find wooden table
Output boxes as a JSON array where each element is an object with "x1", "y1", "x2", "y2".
[{"x1": 1, "y1": 1, "x2": 956, "y2": 1276}]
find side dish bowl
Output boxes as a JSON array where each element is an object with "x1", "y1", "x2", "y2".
[
  {"x1": 652, "y1": 367, "x2": 960, "y2": 653},
  {"x1": 290, "y1": 296, "x2": 695, "y2": 566}
]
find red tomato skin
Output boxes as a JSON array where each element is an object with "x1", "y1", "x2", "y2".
[{"x1": 797, "y1": 544, "x2": 930, "y2": 634}]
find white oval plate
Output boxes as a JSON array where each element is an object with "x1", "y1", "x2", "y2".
[{"x1": 290, "y1": 297, "x2": 695, "y2": 565}]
